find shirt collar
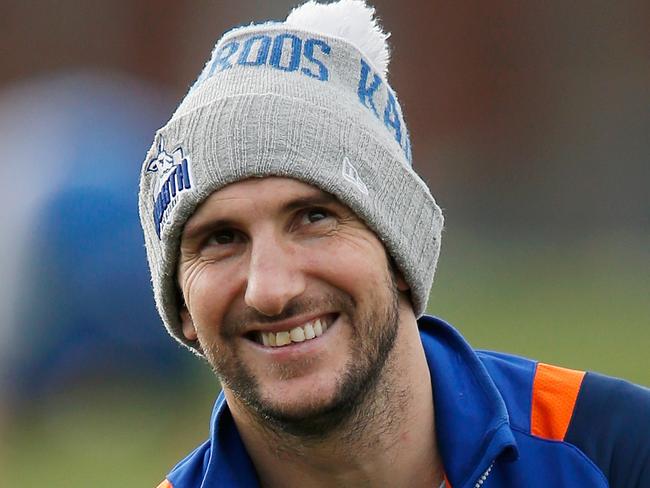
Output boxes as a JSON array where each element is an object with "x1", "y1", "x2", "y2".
[
  {"x1": 418, "y1": 315, "x2": 518, "y2": 487},
  {"x1": 202, "y1": 394, "x2": 260, "y2": 487}
]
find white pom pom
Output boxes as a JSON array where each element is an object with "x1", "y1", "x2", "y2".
[{"x1": 285, "y1": 0, "x2": 391, "y2": 77}]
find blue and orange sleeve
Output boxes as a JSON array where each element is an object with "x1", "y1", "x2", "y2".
[
  {"x1": 530, "y1": 362, "x2": 585, "y2": 441},
  {"x1": 565, "y1": 371, "x2": 650, "y2": 488},
  {"x1": 530, "y1": 362, "x2": 650, "y2": 487}
]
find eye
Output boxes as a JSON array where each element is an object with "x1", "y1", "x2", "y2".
[
  {"x1": 297, "y1": 207, "x2": 338, "y2": 228},
  {"x1": 293, "y1": 207, "x2": 337, "y2": 234},
  {"x1": 305, "y1": 208, "x2": 330, "y2": 223},
  {"x1": 207, "y1": 228, "x2": 240, "y2": 245}
]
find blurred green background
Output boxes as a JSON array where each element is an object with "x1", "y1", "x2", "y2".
[{"x1": 0, "y1": 0, "x2": 647, "y2": 487}]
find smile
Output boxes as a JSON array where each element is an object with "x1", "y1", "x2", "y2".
[{"x1": 252, "y1": 316, "x2": 335, "y2": 348}]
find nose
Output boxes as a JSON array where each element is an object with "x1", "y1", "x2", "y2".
[{"x1": 244, "y1": 235, "x2": 306, "y2": 317}]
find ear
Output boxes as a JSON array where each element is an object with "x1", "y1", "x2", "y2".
[
  {"x1": 180, "y1": 305, "x2": 198, "y2": 341},
  {"x1": 396, "y1": 272, "x2": 410, "y2": 292}
]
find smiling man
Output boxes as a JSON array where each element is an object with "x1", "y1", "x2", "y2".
[
  {"x1": 140, "y1": 2, "x2": 650, "y2": 487},
  {"x1": 177, "y1": 179, "x2": 410, "y2": 439}
]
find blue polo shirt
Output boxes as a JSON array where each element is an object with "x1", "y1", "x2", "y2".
[{"x1": 159, "y1": 316, "x2": 650, "y2": 488}]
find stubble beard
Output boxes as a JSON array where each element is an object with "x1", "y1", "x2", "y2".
[{"x1": 199, "y1": 277, "x2": 402, "y2": 443}]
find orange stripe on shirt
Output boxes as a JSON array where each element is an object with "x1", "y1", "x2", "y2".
[
  {"x1": 531, "y1": 362, "x2": 586, "y2": 441},
  {"x1": 155, "y1": 480, "x2": 173, "y2": 488}
]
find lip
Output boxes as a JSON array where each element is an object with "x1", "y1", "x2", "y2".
[
  {"x1": 244, "y1": 314, "x2": 340, "y2": 359},
  {"x1": 242, "y1": 312, "x2": 338, "y2": 336}
]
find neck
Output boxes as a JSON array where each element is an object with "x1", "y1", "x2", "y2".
[{"x1": 225, "y1": 307, "x2": 443, "y2": 488}]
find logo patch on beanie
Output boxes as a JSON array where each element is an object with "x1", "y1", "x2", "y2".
[
  {"x1": 147, "y1": 136, "x2": 193, "y2": 239},
  {"x1": 342, "y1": 156, "x2": 368, "y2": 195}
]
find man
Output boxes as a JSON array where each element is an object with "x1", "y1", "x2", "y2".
[{"x1": 140, "y1": 1, "x2": 650, "y2": 487}]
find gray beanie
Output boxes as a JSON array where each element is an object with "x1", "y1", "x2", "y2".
[{"x1": 139, "y1": 0, "x2": 444, "y2": 353}]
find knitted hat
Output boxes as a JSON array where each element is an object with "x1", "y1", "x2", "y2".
[{"x1": 139, "y1": 0, "x2": 444, "y2": 353}]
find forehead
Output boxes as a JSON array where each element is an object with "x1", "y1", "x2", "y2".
[
  {"x1": 208, "y1": 176, "x2": 324, "y2": 203},
  {"x1": 183, "y1": 177, "x2": 341, "y2": 234}
]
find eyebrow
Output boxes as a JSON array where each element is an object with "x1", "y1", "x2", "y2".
[
  {"x1": 182, "y1": 218, "x2": 237, "y2": 243},
  {"x1": 181, "y1": 191, "x2": 340, "y2": 242},
  {"x1": 281, "y1": 192, "x2": 339, "y2": 212}
]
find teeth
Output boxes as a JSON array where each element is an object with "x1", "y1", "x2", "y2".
[
  {"x1": 276, "y1": 331, "x2": 291, "y2": 346},
  {"x1": 304, "y1": 323, "x2": 315, "y2": 340},
  {"x1": 314, "y1": 319, "x2": 323, "y2": 337},
  {"x1": 290, "y1": 327, "x2": 305, "y2": 342},
  {"x1": 260, "y1": 318, "x2": 331, "y2": 347}
]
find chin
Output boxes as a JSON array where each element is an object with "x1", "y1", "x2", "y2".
[
  {"x1": 266, "y1": 376, "x2": 339, "y2": 408},
  {"x1": 254, "y1": 387, "x2": 359, "y2": 439},
  {"x1": 249, "y1": 359, "x2": 386, "y2": 439}
]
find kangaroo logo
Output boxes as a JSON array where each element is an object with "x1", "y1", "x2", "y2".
[
  {"x1": 147, "y1": 136, "x2": 175, "y2": 173},
  {"x1": 147, "y1": 137, "x2": 188, "y2": 194},
  {"x1": 147, "y1": 136, "x2": 193, "y2": 238}
]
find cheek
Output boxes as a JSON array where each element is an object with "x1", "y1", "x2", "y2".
[
  {"x1": 183, "y1": 262, "x2": 245, "y2": 332},
  {"x1": 305, "y1": 238, "x2": 389, "y2": 298}
]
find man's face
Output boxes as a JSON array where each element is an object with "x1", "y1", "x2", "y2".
[{"x1": 177, "y1": 177, "x2": 404, "y2": 436}]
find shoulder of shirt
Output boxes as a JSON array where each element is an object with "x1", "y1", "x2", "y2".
[
  {"x1": 565, "y1": 371, "x2": 650, "y2": 487},
  {"x1": 476, "y1": 350, "x2": 650, "y2": 487}
]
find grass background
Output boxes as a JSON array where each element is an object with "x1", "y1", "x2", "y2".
[{"x1": 4, "y1": 229, "x2": 648, "y2": 487}]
